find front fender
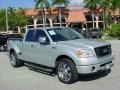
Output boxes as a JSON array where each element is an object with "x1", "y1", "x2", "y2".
[{"x1": 52, "y1": 48, "x2": 77, "y2": 67}]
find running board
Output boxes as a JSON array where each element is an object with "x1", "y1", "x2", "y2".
[{"x1": 24, "y1": 62, "x2": 55, "y2": 75}]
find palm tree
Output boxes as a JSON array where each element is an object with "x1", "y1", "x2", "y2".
[
  {"x1": 34, "y1": 0, "x2": 50, "y2": 27},
  {"x1": 52, "y1": 0, "x2": 69, "y2": 27},
  {"x1": 0, "y1": 9, "x2": 7, "y2": 31},
  {"x1": 100, "y1": 0, "x2": 112, "y2": 29},
  {"x1": 84, "y1": 0, "x2": 100, "y2": 28},
  {"x1": 111, "y1": 0, "x2": 120, "y2": 23},
  {"x1": 110, "y1": 0, "x2": 118, "y2": 23},
  {"x1": 7, "y1": 7, "x2": 17, "y2": 30}
]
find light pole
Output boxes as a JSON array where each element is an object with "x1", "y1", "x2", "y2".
[{"x1": 44, "y1": 8, "x2": 47, "y2": 27}]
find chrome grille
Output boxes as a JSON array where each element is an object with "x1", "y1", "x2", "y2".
[{"x1": 94, "y1": 45, "x2": 112, "y2": 57}]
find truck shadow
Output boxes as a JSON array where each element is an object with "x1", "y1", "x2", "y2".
[{"x1": 77, "y1": 69, "x2": 111, "y2": 82}]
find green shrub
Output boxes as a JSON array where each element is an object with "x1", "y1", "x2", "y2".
[{"x1": 108, "y1": 24, "x2": 120, "y2": 37}]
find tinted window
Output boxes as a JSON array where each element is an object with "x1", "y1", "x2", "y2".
[
  {"x1": 0, "y1": 34, "x2": 7, "y2": 38},
  {"x1": 25, "y1": 30, "x2": 35, "y2": 42},
  {"x1": 0, "y1": 34, "x2": 3, "y2": 38},
  {"x1": 34, "y1": 30, "x2": 48, "y2": 42}
]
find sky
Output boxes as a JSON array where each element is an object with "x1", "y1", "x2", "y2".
[{"x1": 0, "y1": 0, "x2": 84, "y2": 9}]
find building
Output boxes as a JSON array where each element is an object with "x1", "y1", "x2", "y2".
[{"x1": 25, "y1": 6, "x2": 120, "y2": 30}]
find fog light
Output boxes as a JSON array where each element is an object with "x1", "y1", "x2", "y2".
[{"x1": 91, "y1": 66, "x2": 95, "y2": 71}]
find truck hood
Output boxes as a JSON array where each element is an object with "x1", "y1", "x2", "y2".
[{"x1": 57, "y1": 39, "x2": 110, "y2": 49}]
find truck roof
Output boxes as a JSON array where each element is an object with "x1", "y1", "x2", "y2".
[{"x1": 28, "y1": 27, "x2": 67, "y2": 31}]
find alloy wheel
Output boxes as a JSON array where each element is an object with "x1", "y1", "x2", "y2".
[{"x1": 57, "y1": 62, "x2": 72, "y2": 82}]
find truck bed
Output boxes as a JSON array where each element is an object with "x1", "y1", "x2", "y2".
[{"x1": 7, "y1": 38, "x2": 23, "y2": 54}]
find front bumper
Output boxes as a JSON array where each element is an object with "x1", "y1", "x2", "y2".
[{"x1": 76, "y1": 55, "x2": 114, "y2": 74}]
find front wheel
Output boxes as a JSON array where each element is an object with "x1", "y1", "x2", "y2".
[
  {"x1": 10, "y1": 51, "x2": 22, "y2": 67},
  {"x1": 56, "y1": 58, "x2": 78, "y2": 84}
]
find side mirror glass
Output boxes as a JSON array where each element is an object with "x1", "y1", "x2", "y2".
[{"x1": 38, "y1": 36, "x2": 47, "y2": 44}]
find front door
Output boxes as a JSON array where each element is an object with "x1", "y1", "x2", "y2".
[{"x1": 30, "y1": 30, "x2": 52, "y2": 67}]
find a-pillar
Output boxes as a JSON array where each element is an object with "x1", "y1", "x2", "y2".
[{"x1": 34, "y1": 19, "x2": 37, "y2": 28}]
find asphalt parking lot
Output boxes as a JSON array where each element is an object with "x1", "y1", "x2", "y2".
[{"x1": 0, "y1": 40, "x2": 120, "y2": 90}]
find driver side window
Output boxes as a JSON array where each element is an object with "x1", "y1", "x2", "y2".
[{"x1": 34, "y1": 30, "x2": 49, "y2": 42}]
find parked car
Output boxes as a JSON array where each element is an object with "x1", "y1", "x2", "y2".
[
  {"x1": 0, "y1": 33, "x2": 23, "y2": 52},
  {"x1": 8, "y1": 27, "x2": 114, "y2": 84},
  {"x1": 83, "y1": 29, "x2": 91, "y2": 38},
  {"x1": 7, "y1": 34, "x2": 23, "y2": 39},
  {"x1": 0, "y1": 34, "x2": 7, "y2": 51},
  {"x1": 90, "y1": 28, "x2": 102, "y2": 38},
  {"x1": 83, "y1": 28, "x2": 102, "y2": 38}
]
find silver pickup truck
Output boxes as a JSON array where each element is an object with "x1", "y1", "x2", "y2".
[{"x1": 8, "y1": 27, "x2": 114, "y2": 84}]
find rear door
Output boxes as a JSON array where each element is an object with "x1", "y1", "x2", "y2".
[{"x1": 22, "y1": 30, "x2": 35, "y2": 61}]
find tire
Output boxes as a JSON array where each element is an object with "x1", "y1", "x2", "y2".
[
  {"x1": 0, "y1": 45, "x2": 5, "y2": 52},
  {"x1": 56, "y1": 58, "x2": 78, "y2": 84},
  {"x1": 10, "y1": 51, "x2": 22, "y2": 67}
]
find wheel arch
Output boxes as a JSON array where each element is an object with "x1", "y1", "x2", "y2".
[
  {"x1": 10, "y1": 48, "x2": 15, "y2": 55},
  {"x1": 55, "y1": 55, "x2": 76, "y2": 67}
]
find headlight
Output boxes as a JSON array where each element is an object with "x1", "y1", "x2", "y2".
[{"x1": 76, "y1": 49, "x2": 95, "y2": 58}]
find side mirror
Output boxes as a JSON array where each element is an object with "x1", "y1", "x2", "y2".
[{"x1": 38, "y1": 36, "x2": 48, "y2": 45}]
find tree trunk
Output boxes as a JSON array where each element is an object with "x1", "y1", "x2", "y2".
[
  {"x1": 17, "y1": 26, "x2": 21, "y2": 34},
  {"x1": 92, "y1": 12, "x2": 95, "y2": 28},
  {"x1": 118, "y1": 8, "x2": 120, "y2": 23},
  {"x1": 105, "y1": 8, "x2": 109, "y2": 29},
  {"x1": 103, "y1": 9, "x2": 105, "y2": 29},
  {"x1": 103, "y1": 8, "x2": 107, "y2": 30}
]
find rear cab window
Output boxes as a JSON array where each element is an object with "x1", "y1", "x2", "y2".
[{"x1": 25, "y1": 30, "x2": 35, "y2": 42}]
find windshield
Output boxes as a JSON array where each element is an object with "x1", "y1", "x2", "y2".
[{"x1": 47, "y1": 27, "x2": 83, "y2": 42}]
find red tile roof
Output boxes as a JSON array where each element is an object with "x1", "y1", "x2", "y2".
[
  {"x1": 25, "y1": 9, "x2": 39, "y2": 16},
  {"x1": 67, "y1": 11, "x2": 86, "y2": 23},
  {"x1": 25, "y1": 7, "x2": 85, "y2": 16},
  {"x1": 111, "y1": 8, "x2": 120, "y2": 16}
]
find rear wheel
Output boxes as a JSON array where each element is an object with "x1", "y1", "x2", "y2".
[
  {"x1": 10, "y1": 51, "x2": 22, "y2": 67},
  {"x1": 56, "y1": 58, "x2": 78, "y2": 84}
]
